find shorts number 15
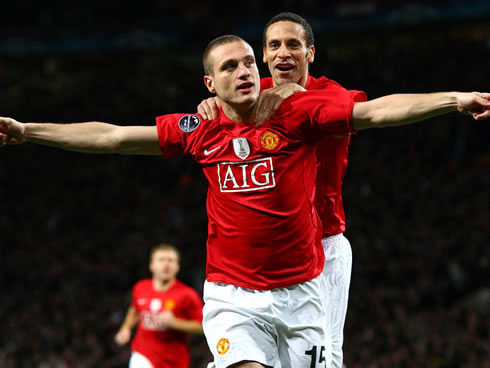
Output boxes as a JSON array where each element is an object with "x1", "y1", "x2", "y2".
[{"x1": 305, "y1": 345, "x2": 327, "y2": 368}]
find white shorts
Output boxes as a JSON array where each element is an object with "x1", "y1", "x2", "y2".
[
  {"x1": 129, "y1": 351, "x2": 154, "y2": 368},
  {"x1": 322, "y1": 233, "x2": 353, "y2": 368},
  {"x1": 202, "y1": 274, "x2": 331, "y2": 368}
]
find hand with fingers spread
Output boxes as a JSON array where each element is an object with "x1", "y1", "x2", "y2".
[
  {"x1": 456, "y1": 92, "x2": 490, "y2": 120},
  {"x1": 197, "y1": 97, "x2": 222, "y2": 120},
  {"x1": 0, "y1": 117, "x2": 26, "y2": 146},
  {"x1": 253, "y1": 83, "x2": 306, "y2": 126}
]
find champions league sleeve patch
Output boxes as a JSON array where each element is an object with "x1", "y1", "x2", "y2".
[{"x1": 178, "y1": 114, "x2": 201, "y2": 133}]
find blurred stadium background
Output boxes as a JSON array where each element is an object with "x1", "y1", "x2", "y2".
[{"x1": 0, "y1": 1, "x2": 489, "y2": 367}]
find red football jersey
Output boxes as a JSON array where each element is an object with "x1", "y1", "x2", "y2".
[
  {"x1": 261, "y1": 76, "x2": 367, "y2": 236},
  {"x1": 156, "y1": 90, "x2": 356, "y2": 290},
  {"x1": 130, "y1": 279, "x2": 203, "y2": 368}
]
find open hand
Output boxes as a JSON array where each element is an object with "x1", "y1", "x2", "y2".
[{"x1": 197, "y1": 97, "x2": 221, "y2": 120}]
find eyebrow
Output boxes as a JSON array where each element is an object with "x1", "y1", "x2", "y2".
[
  {"x1": 218, "y1": 55, "x2": 254, "y2": 70},
  {"x1": 268, "y1": 37, "x2": 303, "y2": 44}
]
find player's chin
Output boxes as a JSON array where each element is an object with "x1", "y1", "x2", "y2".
[
  {"x1": 275, "y1": 73, "x2": 296, "y2": 85},
  {"x1": 237, "y1": 93, "x2": 257, "y2": 104}
]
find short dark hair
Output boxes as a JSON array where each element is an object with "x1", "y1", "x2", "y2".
[
  {"x1": 203, "y1": 34, "x2": 247, "y2": 76},
  {"x1": 262, "y1": 12, "x2": 315, "y2": 48}
]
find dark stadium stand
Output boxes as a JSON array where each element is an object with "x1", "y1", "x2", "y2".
[{"x1": 0, "y1": 2, "x2": 488, "y2": 367}]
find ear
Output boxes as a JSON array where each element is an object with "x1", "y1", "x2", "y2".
[
  {"x1": 262, "y1": 47, "x2": 267, "y2": 64},
  {"x1": 307, "y1": 45, "x2": 315, "y2": 64},
  {"x1": 204, "y1": 75, "x2": 216, "y2": 94}
]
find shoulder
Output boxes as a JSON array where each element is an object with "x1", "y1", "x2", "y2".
[
  {"x1": 156, "y1": 113, "x2": 207, "y2": 132},
  {"x1": 309, "y1": 75, "x2": 367, "y2": 102},
  {"x1": 133, "y1": 278, "x2": 153, "y2": 291},
  {"x1": 260, "y1": 77, "x2": 274, "y2": 91},
  {"x1": 174, "y1": 280, "x2": 197, "y2": 292},
  {"x1": 174, "y1": 281, "x2": 202, "y2": 299},
  {"x1": 308, "y1": 75, "x2": 347, "y2": 91},
  {"x1": 279, "y1": 89, "x2": 350, "y2": 110}
]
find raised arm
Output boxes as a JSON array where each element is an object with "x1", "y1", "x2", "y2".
[
  {"x1": 0, "y1": 117, "x2": 161, "y2": 155},
  {"x1": 352, "y1": 92, "x2": 490, "y2": 130}
]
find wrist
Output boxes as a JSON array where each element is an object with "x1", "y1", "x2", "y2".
[
  {"x1": 22, "y1": 123, "x2": 35, "y2": 140},
  {"x1": 447, "y1": 92, "x2": 461, "y2": 111}
]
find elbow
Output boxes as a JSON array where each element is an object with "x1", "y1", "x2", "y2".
[
  {"x1": 353, "y1": 115, "x2": 385, "y2": 130},
  {"x1": 353, "y1": 102, "x2": 385, "y2": 130},
  {"x1": 103, "y1": 129, "x2": 126, "y2": 154}
]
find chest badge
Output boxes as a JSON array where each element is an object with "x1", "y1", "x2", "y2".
[
  {"x1": 150, "y1": 298, "x2": 162, "y2": 312},
  {"x1": 233, "y1": 138, "x2": 250, "y2": 160},
  {"x1": 164, "y1": 299, "x2": 176, "y2": 310},
  {"x1": 260, "y1": 131, "x2": 279, "y2": 151}
]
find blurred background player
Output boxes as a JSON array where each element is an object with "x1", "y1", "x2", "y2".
[{"x1": 114, "y1": 243, "x2": 204, "y2": 368}]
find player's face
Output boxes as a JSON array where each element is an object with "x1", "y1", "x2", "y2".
[
  {"x1": 263, "y1": 21, "x2": 315, "y2": 88},
  {"x1": 150, "y1": 249, "x2": 180, "y2": 282},
  {"x1": 204, "y1": 41, "x2": 260, "y2": 110}
]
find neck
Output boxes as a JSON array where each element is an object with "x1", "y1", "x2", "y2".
[
  {"x1": 153, "y1": 277, "x2": 175, "y2": 291},
  {"x1": 222, "y1": 101, "x2": 255, "y2": 124},
  {"x1": 297, "y1": 73, "x2": 308, "y2": 88},
  {"x1": 273, "y1": 74, "x2": 309, "y2": 88}
]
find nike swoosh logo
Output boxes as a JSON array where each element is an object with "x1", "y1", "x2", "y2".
[{"x1": 204, "y1": 146, "x2": 220, "y2": 155}]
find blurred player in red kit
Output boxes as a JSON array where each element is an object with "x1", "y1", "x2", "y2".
[{"x1": 115, "y1": 244, "x2": 204, "y2": 368}]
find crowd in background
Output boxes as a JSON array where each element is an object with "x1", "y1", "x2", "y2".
[{"x1": 0, "y1": 10, "x2": 488, "y2": 368}]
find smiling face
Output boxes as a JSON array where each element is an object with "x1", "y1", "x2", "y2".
[
  {"x1": 204, "y1": 40, "x2": 260, "y2": 121},
  {"x1": 263, "y1": 21, "x2": 315, "y2": 88}
]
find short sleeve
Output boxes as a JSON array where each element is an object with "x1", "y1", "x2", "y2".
[
  {"x1": 155, "y1": 113, "x2": 203, "y2": 158},
  {"x1": 349, "y1": 89, "x2": 368, "y2": 103}
]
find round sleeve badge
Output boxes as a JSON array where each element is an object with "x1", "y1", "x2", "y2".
[{"x1": 178, "y1": 114, "x2": 201, "y2": 133}]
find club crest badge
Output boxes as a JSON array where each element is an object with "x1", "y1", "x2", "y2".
[
  {"x1": 178, "y1": 114, "x2": 201, "y2": 132},
  {"x1": 216, "y1": 338, "x2": 230, "y2": 355},
  {"x1": 260, "y1": 131, "x2": 279, "y2": 151},
  {"x1": 233, "y1": 137, "x2": 250, "y2": 160},
  {"x1": 164, "y1": 299, "x2": 175, "y2": 310}
]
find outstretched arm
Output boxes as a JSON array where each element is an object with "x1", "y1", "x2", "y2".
[
  {"x1": 0, "y1": 117, "x2": 161, "y2": 155},
  {"x1": 352, "y1": 92, "x2": 490, "y2": 130}
]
